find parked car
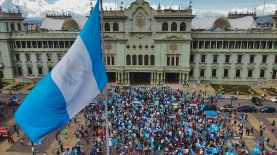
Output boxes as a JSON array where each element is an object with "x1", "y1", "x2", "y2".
[
  {"x1": 251, "y1": 97, "x2": 262, "y2": 106},
  {"x1": 237, "y1": 106, "x2": 258, "y2": 113},
  {"x1": 218, "y1": 104, "x2": 236, "y2": 112},
  {"x1": 7, "y1": 99, "x2": 20, "y2": 107},
  {"x1": 259, "y1": 106, "x2": 277, "y2": 113},
  {"x1": 270, "y1": 98, "x2": 277, "y2": 103}
]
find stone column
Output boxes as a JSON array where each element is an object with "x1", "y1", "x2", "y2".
[
  {"x1": 116, "y1": 72, "x2": 118, "y2": 84},
  {"x1": 179, "y1": 73, "x2": 182, "y2": 84}
]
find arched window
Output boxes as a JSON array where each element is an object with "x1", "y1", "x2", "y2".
[
  {"x1": 105, "y1": 23, "x2": 110, "y2": 31},
  {"x1": 17, "y1": 23, "x2": 21, "y2": 31},
  {"x1": 171, "y1": 22, "x2": 177, "y2": 31},
  {"x1": 162, "y1": 22, "x2": 168, "y2": 31},
  {"x1": 126, "y1": 55, "x2": 131, "y2": 65},
  {"x1": 144, "y1": 55, "x2": 149, "y2": 65},
  {"x1": 138, "y1": 55, "x2": 143, "y2": 65},
  {"x1": 132, "y1": 55, "x2": 137, "y2": 65},
  {"x1": 113, "y1": 23, "x2": 119, "y2": 31},
  {"x1": 150, "y1": 55, "x2": 155, "y2": 65},
  {"x1": 10, "y1": 23, "x2": 14, "y2": 31},
  {"x1": 180, "y1": 22, "x2": 186, "y2": 31}
]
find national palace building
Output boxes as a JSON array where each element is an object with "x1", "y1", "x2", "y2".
[{"x1": 0, "y1": 0, "x2": 277, "y2": 85}]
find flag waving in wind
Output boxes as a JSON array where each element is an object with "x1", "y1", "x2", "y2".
[{"x1": 15, "y1": 0, "x2": 107, "y2": 142}]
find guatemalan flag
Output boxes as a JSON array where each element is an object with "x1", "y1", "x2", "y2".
[{"x1": 15, "y1": 0, "x2": 107, "y2": 142}]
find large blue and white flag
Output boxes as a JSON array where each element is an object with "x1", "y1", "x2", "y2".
[{"x1": 15, "y1": 0, "x2": 107, "y2": 142}]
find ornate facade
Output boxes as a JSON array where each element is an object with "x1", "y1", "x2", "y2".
[{"x1": 0, "y1": 0, "x2": 277, "y2": 85}]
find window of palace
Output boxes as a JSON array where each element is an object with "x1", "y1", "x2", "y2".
[
  {"x1": 126, "y1": 55, "x2": 131, "y2": 65},
  {"x1": 223, "y1": 41, "x2": 228, "y2": 49},
  {"x1": 201, "y1": 55, "x2": 206, "y2": 63},
  {"x1": 189, "y1": 69, "x2": 193, "y2": 77},
  {"x1": 254, "y1": 41, "x2": 260, "y2": 49},
  {"x1": 151, "y1": 45, "x2": 155, "y2": 49},
  {"x1": 162, "y1": 22, "x2": 168, "y2": 31},
  {"x1": 241, "y1": 41, "x2": 247, "y2": 49},
  {"x1": 205, "y1": 41, "x2": 210, "y2": 49},
  {"x1": 224, "y1": 69, "x2": 229, "y2": 78},
  {"x1": 36, "y1": 53, "x2": 42, "y2": 62},
  {"x1": 217, "y1": 41, "x2": 222, "y2": 49},
  {"x1": 25, "y1": 53, "x2": 31, "y2": 62},
  {"x1": 267, "y1": 41, "x2": 273, "y2": 49},
  {"x1": 213, "y1": 55, "x2": 218, "y2": 63},
  {"x1": 32, "y1": 41, "x2": 37, "y2": 48},
  {"x1": 192, "y1": 41, "x2": 197, "y2": 49},
  {"x1": 171, "y1": 22, "x2": 177, "y2": 31},
  {"x1": 14, "y1": 54, "x2": 20, "y2": 62},
  {"x1": 27, "y1": 67, "x2": 32, "y2": 75},
  {"x1": 225, "y1": 55, "x2": 230, "y2": 63},
  {"x1": 167, "y1": 57, "x2": 170, "y2": 66},
  {"x1": 38, "y1": 41, "x2": 42, "y2": 48},
  {"x1": 43, "y1": 41, "x2": 48, "y2": 48},
  {"x1": 250, "y1": 55, "x2": 255, "y2": 63},
  {"x1": 105, "y1": 23, "x2": 110, "y2": 31},
  {"x1": 199, "y1": 41, "x2": 204, "y2": 49},
  {"x1": 236, "y1": 69, "x2": 241, "y2": 77},
  {"x1": 144, "y1": 55, "x2": 149, "y2": 65},
  {"x1": 229, "y1": 41, "x2": 235, "y2": 49},
  {"x1": 17, "y1": 67, "x2": 22, "y2": 76},
  {"x1": 190, "y1": 55, "x2": 194, "y2": 63},
  {"x1": 111, "y1": 56, "x2": 115, "y2": 65},
  {"x1": 48, "y1": 67, "x2": 53, "y2": 72},
  {"x1": 275, "y1": 55, "x2": 277, "y2": 63},
  {"x1": 65, "y1": 41, "x2": 70, "y2": 48},
  {"x1": 175, "y1": 57, "x2": 179, "y2": 66},
  {"x1": 248, "y1": 41, "x2": 253, "y2": 49},
  {"x1": 54, "y1": 41, "x2": 59, "y2": 48},
  {"x1": 274, "y1": 41, "x2": 277, "y2": 49},
  {"x1": 260, "y1": 41, "x2": 266, "y2": 49},
  {"x1": 59, "y1": 41, "x2": 64, "y2": 48},
  {"x1": 38, "y1": 67, "x2": 43, "y2": 75},
  {"x1": 212, "y1": 69, "x2": 216, "y2": 77},
  {"x1": 17, "y1": 23, "x2": 21, "y2": 31},
  {"x1": 16, "y1": 41, "x2": 21, "y2": 48},
  {"x1": 248, "y1": 69, "x2": 253, "y2": 77},
  {"x1": 145, "y1": 45, "x2": 148, "y2": 49},
  {"x1": 235, "y1": 41, "x2": 241, "y2": 49},
  {"x1": 21, "y1": 41, "x2": 26, "y2": 48},
  {"x1": 27, "y1": 41, "x2": 31, "y2": 48},
  {"x1": 171, "y1": 57, "x2": 174, "y2": 66},
  {"x1": 150, "y1": 55, "x2": 155, "y2": 65},
  {"x1": 132, "y1": 55, "x2": 137, "y2": 65},
  {"x1": 47, "y1": 53, "x2": 52, "y2": 62},
  {"x1": 211, "y1": 41, "x2": 216, "y2": 49},
  {"x1": 237, "y1": 55, "x2": 242, "y2": 63},
  {"x1": 113, "y1": 23, "x2": 119, "y2": 31},
  {"x1": 262, "y1": 55, "x2": 267, "y2": 63},
  {"x1": 260, "y1": 69, "x2": 265, "y2": 78},
  {"x1": 57, "y1": 53, "x2": 63, "y2": 61},
  {"x1": 10, "y1": 23, "x2": 15, "y2": 31},
  {"x1": 138, "y1": 55, "x2": 143, "y2": 65},
  {"x1": 48, "y1": 41, "x2": 53, "y2": 48},
  {"x1": 200, "y1": 69, "x2": 205, "y2": 77},
  {"x1": 107, "y1": 56, "x2": 110, "y2": 65},
  {"x1": 180, "y1": 22, "x2": 186, "y2": 31}
]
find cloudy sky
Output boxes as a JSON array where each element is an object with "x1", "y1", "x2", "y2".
[{"x1": 0, "y1": 0, "x2": 276, "y2": 18}]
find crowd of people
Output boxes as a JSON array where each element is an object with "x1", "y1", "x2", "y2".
[{"x1": 82, "y1": 86, "x2": 241, "y2": 154}]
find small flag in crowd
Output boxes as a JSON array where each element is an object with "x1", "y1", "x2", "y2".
[{"x1": 15, "y1": 0, "x2": 107, "y2": 142}]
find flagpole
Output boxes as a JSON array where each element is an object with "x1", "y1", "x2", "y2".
[{"x1": 99, "y1": 0, "x2": 110, "y2": 154}]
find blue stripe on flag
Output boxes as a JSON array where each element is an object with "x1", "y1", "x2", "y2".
[
  {"x1": 15, "y1": 73, "x2": 70, "y2": 142},
  {"x1": 80, "y1": 1, "x2": 107, "y2": 91}
]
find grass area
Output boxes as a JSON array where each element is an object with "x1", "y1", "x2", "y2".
[
  {"x1": 9, "y1": 83, "x2": 30, "y2": 91},
  {"x1": 0, "y1": 81, "x2": 11, "y2": 89},
  {"x1": 262, "y1": 88, "x2": 277, "y2": 96},
  {"x1": 212, "y1": 84, "x2": 259, "y2": 95}
]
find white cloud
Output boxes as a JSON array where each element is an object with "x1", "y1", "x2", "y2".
[
  {"x1": 0, "y1": 0, "x2": 276, "y2": 18},
  {"x1": 256, "y1": 4, "x2": 277, "y2": 15}
]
